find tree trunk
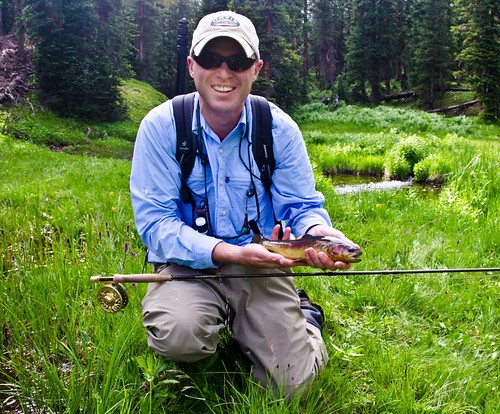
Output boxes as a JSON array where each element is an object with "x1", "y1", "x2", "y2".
[
  {"x1": 13, "y1": 0, "x2": 26, "y2": 62},
  {"x1": 135, "y1": 0, "x2": 146, "y2": 81},
  {"x1": 369, "y1": 81, "x2": 382, "y2": 104},
  {"x1": 303, "y1": 0, "x2": 309, "y2": 74},
  {"x1": 262, "y1": 0, "x2": 274, "y2": 81}
]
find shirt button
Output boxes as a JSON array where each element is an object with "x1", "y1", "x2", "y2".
[
  {"x1": 220, "y1": 211, "x2": 227, "y2": 216},
  {"x1": 225, "y1": 177, "x2": 230, "y2": 183},
  {"x1": 218, "y1": 148, "x2": 224, "y2": 154}
]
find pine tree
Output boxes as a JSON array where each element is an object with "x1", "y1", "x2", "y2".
[
  {"x1": 346, "y1": 0, "x2": 399, "y2": 103},
  {"x1": 25, "y1": 0, "x2": 126, "y2": 121},
  {"x1": 157, "y1": 1, "x2": 198, "y2": 97},
  {"x1": 393, "y1": 0, "x2": 413, "y2": 91},
  {"x1": 456, "y1": 0, "x2": 499, "y2": 121},
  {"x1": 234, "y1": 0, "x2": 304, "y2": 108},
  {"x1": 345, "y1": 0, "x2": 369, "y2": 102},
  {"x1": 132, "y1": 0, "x2": 167, "y2": 82},
  {"x1": 408, "y1": 0, "x2": 452, "y2": 109},
  {"x1": 1, "y1": 1, "x2": 14, "y2": 35},
  {"x1": 199, "y1": 0, "x2": 229, "y2": 15},
  {"x1": 310, "y1": 0, "x2": 348, "y2": 89}
]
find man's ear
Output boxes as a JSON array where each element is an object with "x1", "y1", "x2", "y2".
[
  {"x1": 252, "y1": 59, "x2": 264, "y2": 81},
  {"x1": 187, "y1": 56, "x2": 195, "y2": 78}
]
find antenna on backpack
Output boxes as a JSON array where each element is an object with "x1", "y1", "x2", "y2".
[{"x1": 176, "y1": 18, "x2": 189, "y2": 96}]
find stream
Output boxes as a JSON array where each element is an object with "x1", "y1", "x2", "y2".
[{"x1": 330, "y1": 175, "x2": 440, "y2": 196}]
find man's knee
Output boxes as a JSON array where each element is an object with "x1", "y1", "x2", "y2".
[
  {"x1": 143, "y1": 308, "x2": 222, "y2": 362},
  {"x1": 268, "y1": 352, "x2": 327, "y2": 399}
]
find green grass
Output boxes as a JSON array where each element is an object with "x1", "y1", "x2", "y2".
[
  {"x1": 295, "y1": 103, "x2": 498, "y2": 184},
  {"x1": 1, "y1": 79, "x2": 166, "y2": 159},
  {"x1": 1, "y1": 95, "x2": 499, "y2": 413},
  {"x1": 293, "y1": 102, "x2": 497, "y2": 139}
]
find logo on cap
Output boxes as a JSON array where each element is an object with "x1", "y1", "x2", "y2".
[{"x1": 211, "y1": 15, "x2": 240, "y2": 28}]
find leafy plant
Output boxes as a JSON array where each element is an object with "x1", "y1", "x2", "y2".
[{"x1": 385, "y1": 134, "x2": 436, "y2": 179}]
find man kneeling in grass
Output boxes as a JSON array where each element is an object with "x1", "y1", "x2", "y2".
[{"x1": 130, "y1": 10, "x2": 357, "y2": 396}]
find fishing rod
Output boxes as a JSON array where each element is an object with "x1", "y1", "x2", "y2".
[{"x1": 90, "y1": 267, "x2": 500, "y2": 313}]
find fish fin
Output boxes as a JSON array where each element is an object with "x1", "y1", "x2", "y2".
[
  {"x1": 301, "y1": 234, "x2": 316, "y2": 240},
  {"x1": 300, "y1": 234, "x2": 326, "y2": 240}
]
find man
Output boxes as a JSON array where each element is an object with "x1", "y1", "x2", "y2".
[{"x1": 130, "y1": 10, "x2": 356, "y2": 396}]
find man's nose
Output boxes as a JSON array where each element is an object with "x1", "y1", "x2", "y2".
[{"x1": 217, "y1": 62, "x2": 233, "y2": 75}]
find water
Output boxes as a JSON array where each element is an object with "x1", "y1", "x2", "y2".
[
  {"x1": 334, "y1": 179, "x2": 412, "y2": 195},
  {"x1": 329, "y1": 174, "x2": 440, "y2": 196}
]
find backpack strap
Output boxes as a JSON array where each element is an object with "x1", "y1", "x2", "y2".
[
  {"x1": 172, "y1": 92, "x2": 196, "y2": 206},
  {"x1": 250, "y1": 94, "x2": 274, "y2": 193},
  {"x1": 250, "y1": 95, "x2": 282, "y2": 237}
]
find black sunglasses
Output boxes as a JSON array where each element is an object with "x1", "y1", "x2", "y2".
[{"x1": 193, "y1": 52, "x2": 256, "y2": 72}]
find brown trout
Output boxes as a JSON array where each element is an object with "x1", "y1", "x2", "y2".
[{"x1": 252, "y1": 234, "x2": 362, "y2": 263}]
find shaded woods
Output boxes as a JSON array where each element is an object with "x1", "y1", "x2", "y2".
[{"x1": 0, "y1": 0, "x2": 498, "y2": 120}]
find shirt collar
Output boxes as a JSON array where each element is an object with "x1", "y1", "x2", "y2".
[{"x1": 194, "y1": 93, "x2": 249, "y2": 142}]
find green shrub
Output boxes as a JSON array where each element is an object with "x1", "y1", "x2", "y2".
[
  {"x1": 385, "y1": 154, "x2": 412, "y2": 179},
  {"x1": 414, "y1": 153, "x2": 453, "y2": 184},
  {"x1": 385, "y1": 134, "x2": 437, "y2": 178}
]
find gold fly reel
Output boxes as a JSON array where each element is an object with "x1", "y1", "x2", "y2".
[{"x1": 96, "y1": 283, "x2": 129, "y2": 313}]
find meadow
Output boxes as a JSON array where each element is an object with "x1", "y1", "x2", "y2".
[{"x1": 1, "y1": 85, "x2": 499, "y2": 413}]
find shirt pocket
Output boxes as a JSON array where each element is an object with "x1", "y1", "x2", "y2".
[
  {"x1": 226, "y1": 173, "x2": 268, "y2": 222},
  {"x1": 185, "y1": 160, "x2": 211, "y2": 207}
]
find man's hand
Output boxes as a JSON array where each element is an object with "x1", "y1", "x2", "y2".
[
  {"x1": 212, "y1": 225, "x2": 299, "y2": 269},
  {"x1": 301, "y1": 224, "x2": 359, "y2": 270}
]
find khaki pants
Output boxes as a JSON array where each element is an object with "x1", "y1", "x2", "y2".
[{"x1": 142, "y1": 263, "x2": 328, "y2": 396}]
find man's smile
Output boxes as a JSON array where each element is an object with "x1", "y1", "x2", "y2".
[{"x1": 212, "y1": 85, "x2": 235, "y2": 92}]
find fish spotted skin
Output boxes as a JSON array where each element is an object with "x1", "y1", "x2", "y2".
[{"x1": 252, "y1": 234, "x2": 362, "y2": 263}]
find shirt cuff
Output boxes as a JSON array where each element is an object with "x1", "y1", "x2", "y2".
[
  {"x1": 193, "y1": 236, "x2": 225, "y2": 269},
  {"x1": 305, "y1": 224, "x2": 322, "y2": 235},
  {"x1": 294, "y1": 216, "x2": 331, "y2": 237}
]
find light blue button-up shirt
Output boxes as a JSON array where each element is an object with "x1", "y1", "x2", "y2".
[{"x1": 130, "y1": 93, "x2": 332, "y2": 269}]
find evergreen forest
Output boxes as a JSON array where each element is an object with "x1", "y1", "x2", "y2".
[{"x1": 0, "y1": 0, "x2": 498, "y2": 121}]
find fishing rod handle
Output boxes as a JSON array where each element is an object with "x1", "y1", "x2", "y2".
[{"x1": 90, "y1": 273, "x2": 173, "y2": 283}]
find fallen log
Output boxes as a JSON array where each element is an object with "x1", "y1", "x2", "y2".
[
  {"x1": 381, "y1": 91, "x2": 416, "y2": 101},
  {"x1": 447, "y1": 87, "x2": 472, "y2": 92},
  {"x1": 427, "y1": 100, "x2": 479, "y2": 114}
]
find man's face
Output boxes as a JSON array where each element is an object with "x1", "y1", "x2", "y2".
[{"x1": 188, "y1": 37, "x2": 263, "y2": 121}]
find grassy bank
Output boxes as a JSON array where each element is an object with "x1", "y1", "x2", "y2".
[{"x1": 1, "y1": 88, "x2": 499, "y2": 412}]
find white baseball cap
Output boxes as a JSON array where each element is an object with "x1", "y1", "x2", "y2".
[{"x1": 190, "y1": 11, "x2": 260, "y2": 59}]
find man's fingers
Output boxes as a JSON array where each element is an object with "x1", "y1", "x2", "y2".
[
  {"x1": 270, "y1": 225, "x2": 292, "y2": 240},
  {"x1": 304, "y1": 248, "x2": 350, "y2": 270}
]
